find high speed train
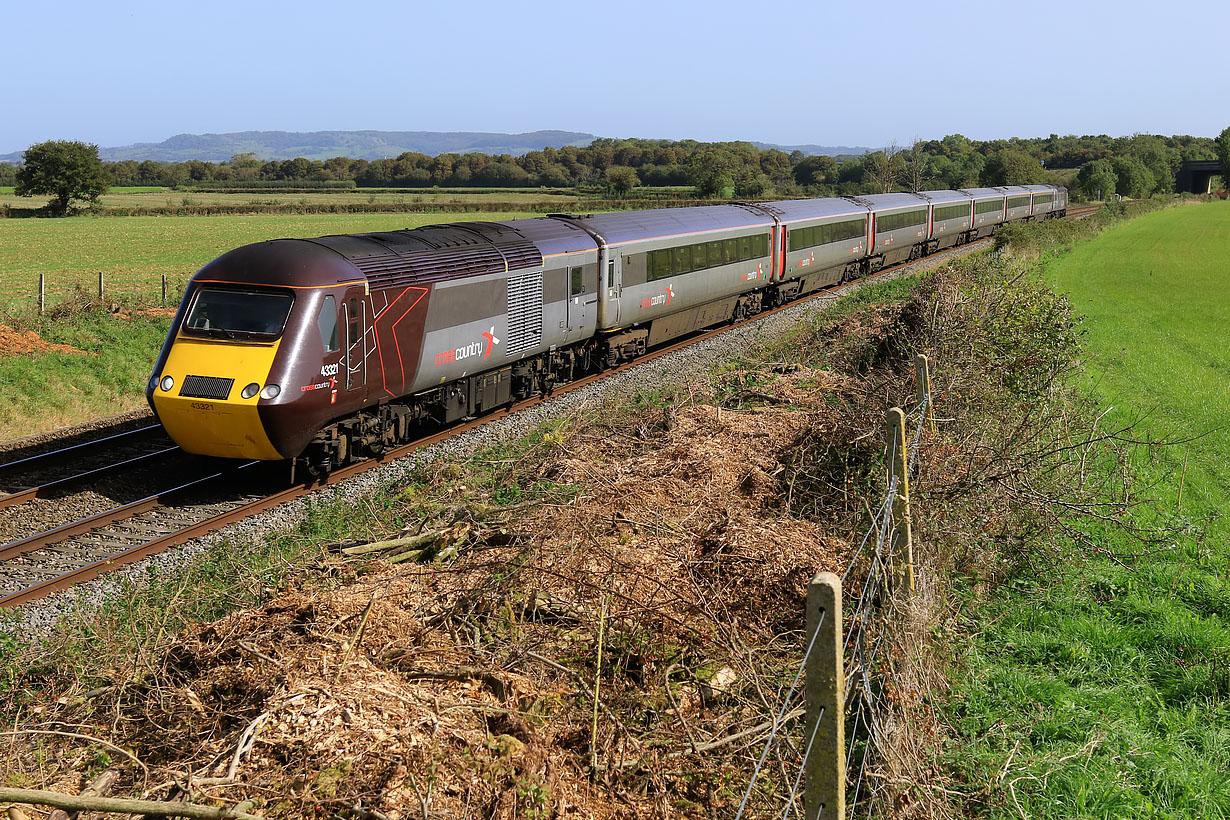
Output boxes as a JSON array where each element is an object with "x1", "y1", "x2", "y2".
[{"x1": 147, "y1": 184, "x2": 1066, "y2": 472}]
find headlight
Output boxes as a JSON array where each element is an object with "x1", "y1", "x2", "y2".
[
  {"x1": 147, "y1": 375, "x2": 158, "y2": 392},
  {"x1": 259, "y1": 384, "x2": 281, "y2": 400},
  {"x1": 241, "y1": 382, "x2": 260, "y2": 399},
  {"x1": 160, "y1": 376, "x2": 174, "y2": 392}
]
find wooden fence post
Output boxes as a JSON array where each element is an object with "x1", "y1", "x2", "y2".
[
  {"x1": 162, "y1": 274, "x2": 168, "y2": 304},
  {"x1": 886, "y1": 408, "x2": 915, "y2": 593},
  {"x1": 38, "y1": 274, "x2": 45, "y2": 315},
  {"x1": 97, "y1": 271, "x2": 104, "y2": 301},
  {"x1": 915, "y1": 354, "x2": 935, "y2": 433},
  {"x1": 805, "y1": 572, "x2": 844, "y2": 820}
]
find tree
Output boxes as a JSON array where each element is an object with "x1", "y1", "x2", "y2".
[
  {"x1": 604, "y1": 165, "x2": 639, "y2": 196},
  {"x1": 793, "y1": 154, "x2": 836, "y2": 186},
  {"x1": 14, "y1": 140, "x2": 110, "y2": 214},
  {"x1": 1110, "y1": 156, "x2": 1154, "y2": 198},
  {"x1": 863, "y1": 144, "x2": 903, "y2": 193},
  {"x1": 1217, "y1": 127, "x2": 1230, "y2": 189},
  {"x1": 688, "y1": 149, "x2": 736, "y2": 198},
  {"x1": 899, "y1": 140, "x2": 931, "y2": 192},
  {"x1": 981, "y1": 149, "x2": 1043, "y2": 185},
  {"x1": 1074, "y1": 160, "x2": 1117, "y2": 200}
]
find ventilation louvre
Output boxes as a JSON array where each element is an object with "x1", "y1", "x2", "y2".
[
  {"x1": 179, "y1": 375, "x2": 234, "y2": 400},
  {"x1": 505, "y1": 271, "x2": 542, "y2": 357}
]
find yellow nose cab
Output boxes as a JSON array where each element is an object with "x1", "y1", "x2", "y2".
[
  {"x1": 149, "y1": 285, "x2": 291, "y2": 459},
  {"x1": 149, "y1": 238, "x2": 370, "y2": 461}
]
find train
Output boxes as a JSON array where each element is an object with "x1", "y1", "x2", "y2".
[{"x1": 146, "y1": 183, "x2": 1067, "y2": 472}]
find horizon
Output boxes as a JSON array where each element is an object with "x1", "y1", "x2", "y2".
[
  {"x1": 0, "y1": 126, "x2": 1217, "y2": 165},
  {"x1": 6, "y1": 0, "x2": 1227, "y2": 158}
]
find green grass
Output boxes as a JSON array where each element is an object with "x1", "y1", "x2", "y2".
[
  {"x1": 0, "y1": 308, "x2": 172, "y2": 438},
  {"x1": 944, "y1": 201, "x2": 1230, "y2": 818},
  {"x1": 1051, "y1": 202, "x2": 1230, "y2": 518},
  {"x1": 0, "y1": 211, "x2": 535, "y2": 310}
]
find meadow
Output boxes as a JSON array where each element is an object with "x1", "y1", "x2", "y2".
[
  {"x1": 945, "y1": 201, "x2": 1230, "y2": 818},
  {"x1": 0, "y1": 210, "x2": 535, "y2": 311},
  {"x1": 0, "y1": 186, "x2": 583, "y2": 210}
]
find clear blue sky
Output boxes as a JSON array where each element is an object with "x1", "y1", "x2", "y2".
[{"x1": 5, "y1": 0, "x2": 1228, "y2": 156}]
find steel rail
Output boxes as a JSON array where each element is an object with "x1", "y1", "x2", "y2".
[
  {"x1": 0, "y1": 231, "x2": 1030, "y2": 608},
  {"x1": 0, "y1": 446, "x2": 181, "y2": 511},
  {"x1": 0, "y1": 423, "x2": 164, "y2": 475}
]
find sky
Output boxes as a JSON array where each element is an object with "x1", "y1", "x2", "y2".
[{"x1": 4, "y1": 0, "x2": 1229, "y2": 156}]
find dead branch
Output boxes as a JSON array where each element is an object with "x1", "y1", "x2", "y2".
[
  {"x1": 47, "y1": 767, "x2": 119, "y2": 820},
  {"x1": 0, "y1": 788, "x2": 262, "y2": 820}
]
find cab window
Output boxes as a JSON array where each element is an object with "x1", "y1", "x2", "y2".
[{"x1": 317, "y1": 295, "x2": 338, "y2": 352}]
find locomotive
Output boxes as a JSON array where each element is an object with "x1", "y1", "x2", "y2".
[{"x1": 147, "y1": 184, "x2": 1067, "y2": 472}]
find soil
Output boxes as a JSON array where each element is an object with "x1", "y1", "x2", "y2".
[
  {"x1": 1, "y1": 308, "x2": 917, "y2": 819},
  {"x1": 0, "y1": 324, "x2": 90, "y2": 357}
]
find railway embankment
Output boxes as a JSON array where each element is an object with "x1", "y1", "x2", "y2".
[{"x1": 0, "y1": 198, "x2": 1216, "y2": 819}]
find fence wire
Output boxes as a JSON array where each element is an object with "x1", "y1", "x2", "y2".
[
  {"x1": 0, "y1": 273, "x2": 190, "y2": 314},
  {"x1": 738, "y1": 389, "x2": 932, "y2": 820}
]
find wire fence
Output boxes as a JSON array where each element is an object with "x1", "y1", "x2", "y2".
[
  {"x1": 737, "y1": 354, "x2": 935, "y2": 820},
  {"x1": 0, "y1": 272, "x2": 191, "y2": 315}
]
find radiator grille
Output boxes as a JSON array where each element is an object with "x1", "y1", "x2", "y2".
[
  {"x1": 179, "y1": 375, "x2": 234, "y2": 400},
  {"x1": 506, "y1": 271, "x2": 542, "y2": 357}
]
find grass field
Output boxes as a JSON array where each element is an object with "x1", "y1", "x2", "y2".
[
  {"x1": 944, "y1": 202, "x2": 1230, "y2": 818},
  {"x1": 0, "y1": 187, "x2": 584, "y2": 210},
  {"x1": 0, "y1": 211, "x2": 535, "y2": 310}
]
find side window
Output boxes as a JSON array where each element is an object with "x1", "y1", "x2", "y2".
[
  {"x1": 673, "y1": 246, "x2": 691, "y2": 275},
  {"x1": 570, "y1": 266, "x2": 583, "y2": 296},
  {"x1": 317, "y1": 295, "x2": 338, "y2": 352},
  {"x1": 691, "y1": 243, "x2": 707, "y2": 270},
  {"x1": 348, "y1": 298, "x2": 360, "y2": 347}
]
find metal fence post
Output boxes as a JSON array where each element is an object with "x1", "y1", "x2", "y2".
[
  {"x1": 886, "y1": 408, "x2": 915, "y2": 593},
  {"x1": 914, "y1": 353, "x2": 935, "y2": 433},
  {"x1": 38, "y1": 274, "x2": 45, "y2": 315},
  {"x1": 806, "y1": 572, "x2": 845, "y2": 820}
]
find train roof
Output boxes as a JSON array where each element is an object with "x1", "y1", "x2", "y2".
[
  {"x1": 956, "y1": 187, "x2": 1006, "y2": 199},
  {"x1": 752, "y1": 198, "x2": 869, "y2": 223},
  {"x1": 564, "y1": 205, "x2": 773, "y2": 245},
  {"x1": 494, "y1": 216, "x2": 599, "y2": 258},
  {"x1": 909, "y1": 189, "x2": 971, "y2": 205},
  {"x1": 849, "y1": 193, "x2": 929, "y2": 212}
]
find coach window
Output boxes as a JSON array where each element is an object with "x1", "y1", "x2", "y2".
[
  {"x1": 607, "y1": 260, "x2": 615, "y2": 289},
  {"x1": 348, "y1": 298, "x2": 360, "y2": 347},
  {"x1": 673, "y1": 246, "x2": 691, "y2": 275},
  {"x1": 570, "y1": 266, "x2": 583, "y2": 296},
  {"x1": 317, "y1": 295, "x2": 339, "y2": 353}
]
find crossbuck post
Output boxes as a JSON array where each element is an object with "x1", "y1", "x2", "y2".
[
  {"x1": 886, "y1": 408, "x2": 915, "y2": 593},
  {"x1": 805, "y1": 572, "x2": 844, "y2": 820}
]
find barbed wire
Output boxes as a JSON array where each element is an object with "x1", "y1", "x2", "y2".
[{"x1": 738, "y1": 390, "x2": 932, "y2": 819}]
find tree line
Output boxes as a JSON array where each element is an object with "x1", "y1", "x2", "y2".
[{"x1": 5, "y1": 131, "x2": 1229, "y2": 214}]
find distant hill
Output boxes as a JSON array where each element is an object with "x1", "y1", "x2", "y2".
[
  {"x1": 0, "y1": 132, "x2": 871, "y2": 164},
  {"x1": 754, "y1": 142, "x2": 869, "y2": 158},
  {"x1": 0, "y1": 130, "x2": 599, "y2": 164}
]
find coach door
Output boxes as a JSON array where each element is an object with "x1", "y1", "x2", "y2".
[
  {"x1": 567, "y1": 264, "x2": 597, "y2": 339},
  {"x1": 343, "y1": 287, "x2": 367, "y2": 394}
]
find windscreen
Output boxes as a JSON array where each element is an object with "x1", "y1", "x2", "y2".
[{"x1": 183, "y1": 288, "x2": 293, "y2": 339}]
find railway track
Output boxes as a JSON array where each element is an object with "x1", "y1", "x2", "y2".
[
  {"x1": 0, "y1": 424, "x2": 180, "y2": 511},
  {"x1": 0, "y1": 219, "x2": 1076, "y2": 609}
]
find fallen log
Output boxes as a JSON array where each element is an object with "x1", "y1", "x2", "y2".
[
  {"x1": 0, "y1": 788, "x2": 262, "y2": 820},
  {"x1": 47, "y1": 767, "x2": 119, "y2": 820}
]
